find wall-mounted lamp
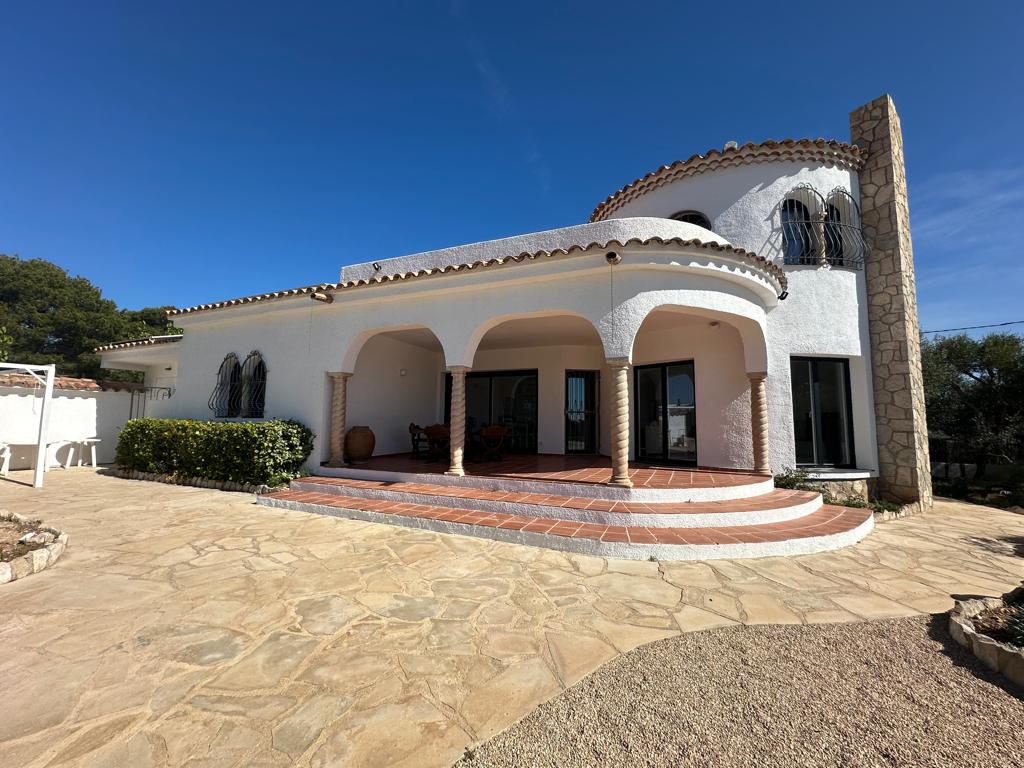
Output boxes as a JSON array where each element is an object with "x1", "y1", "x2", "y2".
[
  {"x1": 605, "y1": 251, "x2": 621, "y2": 265},
  {"x1": 372, "y1": 262, "x2": 382, "y2": 271},
  {"x1": 310, "y1": 292, "x2": 334, "y2": 304},
  {"x1": 778, "y1": 290, "x2": 789, "y2": 301}
]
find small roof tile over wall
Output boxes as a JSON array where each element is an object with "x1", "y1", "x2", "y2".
[
  {"x1": 167, "y1": 232, "x2": 786, "y2": 318},
  {"x1": 589, "y1": 139, "x2": 865, "y2": 222},
  {"x1": 94, "y1": 335, "x2": 183, "y2": 353},
  {"x1": 0, "y1": 374, "x2": 102, "y2": 391}
]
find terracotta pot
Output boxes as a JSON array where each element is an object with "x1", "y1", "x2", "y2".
[{"x1": 344, "y1": 426, "x2": 375, "y2": 464}]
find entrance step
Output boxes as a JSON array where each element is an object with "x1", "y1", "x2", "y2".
[
  {"x1": 314, "y1": 462, "x2": 773, "y2": 503},
  {"x1": 259, "y1": 489, "x2": 872, "y2": 562},
  {"x1": 290, "y1": 476, "x2": 821, "y2": 528}
]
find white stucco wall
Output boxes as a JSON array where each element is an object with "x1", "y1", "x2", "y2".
[
  {"x1": 0, "y1": 387, "x2": 134, "y2": 468},
  {"x1": 606, "y1": 162, "x2": 859, "y2": 261},
  {"x1": 347, "y1": 334, "x2": 444, "y2": 456}
]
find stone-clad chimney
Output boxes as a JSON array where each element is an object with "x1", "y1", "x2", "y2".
[{"x1": 850, "y1": 95, "x2": 932, "y2": 509}]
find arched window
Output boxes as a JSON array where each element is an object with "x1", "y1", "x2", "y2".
[
  {"x1": 208, "y1": 354, "x2": 242, "y2": 417},
  {"x1": 823, "y1": 202, "x2": 845, "y2": 265},
  {"x1": 824, "y1": 189, "x2": 865, "y2": 268},
  {"x1": 780, "y1": 197, "x2": 816, "y2": 265},
  {"x1": 670, "y1": 210, "x2": 712, "y2": 229},
  {"x1": 239, "y1": 351, "x2": 267, "y2": 418}
]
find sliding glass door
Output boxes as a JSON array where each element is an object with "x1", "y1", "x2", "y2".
[
  {"x1": 445, "y1": 370, "x2": 538, "y2": 453},
  {"x1": 635, "y1": 361, "x2": 697, "y2": 464},
  {"x1": 791, "y1": 357, "x2": 855, "y2": 467}
]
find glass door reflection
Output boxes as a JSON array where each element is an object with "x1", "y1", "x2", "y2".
[{"x1": 634, "y1": 361, "x2": 697, "y2": 465}]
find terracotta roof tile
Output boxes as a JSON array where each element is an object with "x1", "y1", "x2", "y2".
[
  {"x1": 590, "y1": 138, "x2": 865, "y2": 222},
  {"x1": 167, "y1": 236, "x2": 786, "y2": 318},
  {"x1": 0, "y1": 374, "x2": 102, "y2": 391},
  {"x1": 95, "y1": 335, "x2": 183, "y2": 353}
]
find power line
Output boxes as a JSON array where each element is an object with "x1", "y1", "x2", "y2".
[{"x1": 921, "y1": 320, "x2": 1024, "y2": 334}]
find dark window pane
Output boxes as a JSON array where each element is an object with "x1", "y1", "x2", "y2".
[
  {"x1": 782, "y1": 199, "x2": 815, "y2": 264},
  {"x1": 790, "y1": 359, "x2": 816, "y2": 464},
  {"x1": 666, "y1": 363, "x2": 696, "y2": 463},
  {"x1": 636, "y1": 367, "x2": 664, "y2": 459},
  {"x1": 816, "y1": 360, "x2": 852, "y2": 466}
]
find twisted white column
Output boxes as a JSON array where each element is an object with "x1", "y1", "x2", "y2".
[
  {"x1": 446, "y1": 366, "x2": 469, "y2": 476},
  {"x1": 328, "y1": 372, "x2": 351, "y2": 465},
  {"x1": 608, "y1": 360, "x2": 632, "y2": 487},
  {"x1": 748, "y1": 372, "x2": 770, "y2": 474}
]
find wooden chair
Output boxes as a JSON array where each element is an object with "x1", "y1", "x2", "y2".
[
  {"x1": 409, "y1": 423, "x2": 429, "y2": 457},
  {"x1": 423, "y1": 424, "x2": 450, "y2": 462},
  {"x1": 480, "y1": 425, "x2": 508, "y2": 461}
]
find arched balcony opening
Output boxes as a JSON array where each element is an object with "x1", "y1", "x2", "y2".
[
  {"x1": 332, "y1": 326, "x2": 446, "y2": 462},
  {"x1": 631, "y1": 308, "x2": 763, "y2": 470},
  {"x1": 457, "y1": 313, "x2": 606, "y2": 458}
]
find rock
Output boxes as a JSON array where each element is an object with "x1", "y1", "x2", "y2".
[
  {"x1": 272, "y1": 693, "x2": 353, "y2": 758},
  {"x1": 0, "y1": 562, "x2": 12, "y2": 583},
  {"x1": 29, "y1": 548, "x2": 50, "y2": 573},
  {"x1": 294, "y1": 595, "x2": 364, "y2": 635},
  {"x1": 10, "y1": 556, "x2": 32, "y2": 580}
]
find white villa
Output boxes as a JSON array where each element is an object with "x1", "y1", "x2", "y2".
[{"x1": 98, "y1": 95, "x2": 931, "y2": 560}]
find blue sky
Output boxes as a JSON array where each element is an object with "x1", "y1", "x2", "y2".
[{"x1": 1, "y1": 1, "x2": 1021, "y2": 335}]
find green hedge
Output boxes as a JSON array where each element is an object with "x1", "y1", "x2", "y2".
[{"x1": 116, "y1": 418, "x2": 315, "y2": 487}]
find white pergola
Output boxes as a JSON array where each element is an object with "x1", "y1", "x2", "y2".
[{"x1": 0, "y1": 362, "x2": 56, "y2": 488}]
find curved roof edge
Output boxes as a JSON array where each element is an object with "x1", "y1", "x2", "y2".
[
  {"x1": 168, "y1": 219, "x2": 786, "y2": 318},
  {"x1": 590, "y1": 139, "x2": 865, "y2": 222}
]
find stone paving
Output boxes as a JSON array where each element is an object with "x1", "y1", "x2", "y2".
[{"x1": 1, "y1": 469, "x2": 1022, "y2": 768}]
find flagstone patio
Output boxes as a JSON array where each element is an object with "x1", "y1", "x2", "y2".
[{"x1": 1, "y1": 469, "x2": 1022, "y2": 768}]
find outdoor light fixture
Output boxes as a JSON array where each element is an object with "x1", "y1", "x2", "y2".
[
  {"x1": 778, "y1": 290, "x2": 789, "y2": 300},
  {"x1": 605, "y1": 251, "x2": 621, "y2": 265},
  {"x1": 310, "y1": 292, "x2": 334, "y2": 304}
]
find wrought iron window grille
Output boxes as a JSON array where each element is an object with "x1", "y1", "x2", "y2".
[
  {"x1": 208, "y1": 351, "x2": 267, "y2": 418},
  {"x1": 778, "y1": 185, "x2": 865, "y2": 269}
]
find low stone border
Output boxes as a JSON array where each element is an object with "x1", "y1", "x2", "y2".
[
  {"x1": 111, "y1": 468, "x2": 272, "y2": 494},
  {"x1": 0, "y1": 511, "x2": 70, "y2": 585},
  {"x1": 949, "y1": 586, "x2": 1024, "y2": 689}
]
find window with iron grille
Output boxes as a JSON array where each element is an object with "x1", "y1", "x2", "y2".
[
  {"x1": 780, "y1": 188, "x2": 819, "y2": 265},
  {"x1": 208, "y1": 351, "x2": 267, "y2": 418},
  {"x1": 779, "y1": 186, "x2": 865, "y2": 269},
  {"x1": 822, "y1": 189, "x2": 865, "y2": 268}
]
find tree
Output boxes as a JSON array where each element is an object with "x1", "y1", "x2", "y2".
[
  {"x1": 922, "y1": 333, "x2": 1024, "y2": 479},
  {"x1": 0, "y1": 254, "x2": 180, "y2": 379},
  {"x1": 0, "y1": 325, "x2": 12, "y2": 362}
]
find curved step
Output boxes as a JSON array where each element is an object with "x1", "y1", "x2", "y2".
[
  {"x1": 259, "y1": 490, "x2": 873, "y2": 562},
  {"x1": 290, "y1": 477, "x2": 821, "y2": 528},
  {"x1": 314, "y1": 464, "x2": 773, "y2": 503}
]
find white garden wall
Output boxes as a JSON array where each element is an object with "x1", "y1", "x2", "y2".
[{"x1": 0, "y1": 387, "x2": 134, "y2": 469}]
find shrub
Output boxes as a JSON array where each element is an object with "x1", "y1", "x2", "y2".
[
  {"x1": 773, "y1": 467, "x2": 813, "y2": 490},
  {"x1": 116, "y1": 418, "x2": 315, "y2": 487},
  {"x1": 1008, "y1": 608, "x2": 1024, "y2": 649}
]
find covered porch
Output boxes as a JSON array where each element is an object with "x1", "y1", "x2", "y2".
[{"x1": 325, "y1": 307, "x2": 772, "y2": 489}]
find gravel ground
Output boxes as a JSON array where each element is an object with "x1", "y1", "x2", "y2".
[{"x1": 457, "y1": 616, "x2": 1024, "y2": 768}]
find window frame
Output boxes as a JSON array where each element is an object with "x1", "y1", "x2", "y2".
[
  {"x1": 790, "y1": 356, "x2": 856, "y2": 469},
  {"x1": 669, "y1": 210, "x2": 713, "y2": 229}
]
